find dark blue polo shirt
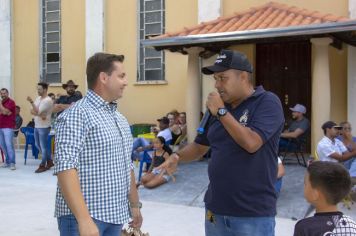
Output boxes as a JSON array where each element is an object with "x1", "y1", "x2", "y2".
[
  {"x1": 56, "y1": 93, "x2": 82, "y2": 116},
  {"x1": 195, "y1": 86, "x2": 284, "y2": 217}
]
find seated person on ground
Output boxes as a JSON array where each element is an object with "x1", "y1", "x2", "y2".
[
  {"x1": 140, "y1": 137, "x2": 173, "y2": 189},
  {"x1": 132, "y1": 116, "x2": 172, "y2": 160},
  {"x1": 275, "y1": 157, "x2": 285, "y2": 196},
  {"x1": 279, "y1": 104, "x2": 310, "y2": 150},
  {"x1": 167, "y1": 110, "x2": 182, "y2": 145},
  {"x1": 294, "y1": 161, "x2": 356, "y2": 236},
  {"x1": 337, "y1": 121, "x2": 356, "y2": 185},
  {"x1": 178, "y1": 112, "x2": 187, "y2": 137},
  {"x1": 317, "y1": 121, "x2": 356, "y2": 185}
]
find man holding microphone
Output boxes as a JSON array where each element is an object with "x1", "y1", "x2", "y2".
[{"x1": 160, "y1": 49, "x2": 284, "y2": 236}]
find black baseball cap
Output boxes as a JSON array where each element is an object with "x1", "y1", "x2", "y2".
[
  {"x1": 321, "y1": 121, "x2": 342, "y2": 130},
  {"x1": 201, "y1": 49, "x2": 253, "y2": 75}
]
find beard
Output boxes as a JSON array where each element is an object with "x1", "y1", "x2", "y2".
[{"x1": 67, "y1": 90, "x2": 75, "y2": 96}]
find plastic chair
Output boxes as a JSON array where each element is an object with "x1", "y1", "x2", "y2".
[
  {"x1": 20, "y1": 127, "x2": 39, "y2": 164},
  {"x1": 280, "y1": 138, "x2": 307, "y2": 167}
]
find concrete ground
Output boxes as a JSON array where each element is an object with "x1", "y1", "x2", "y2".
[{"x1": 0, "y1": 150, "x2": 355, "y2": 236}]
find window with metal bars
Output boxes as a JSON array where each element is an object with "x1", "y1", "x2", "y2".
[
  {"x1": 41, "y1": 0, "x2": 61, "y2": 84},
  {"x1": 138, "y1": 0, "x2": 165, "y2": 81}
]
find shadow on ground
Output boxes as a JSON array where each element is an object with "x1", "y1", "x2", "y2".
[{"x1": 136, "y1": 155, "x2": 311, "y2": 220}]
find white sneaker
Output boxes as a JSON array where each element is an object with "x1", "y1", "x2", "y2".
[
  {"x1": 1, "y1": 163, "x2": 9, "y2": 168},
  {"x1": 10, "y1": 164, "x2": 16, "y2": 170}
]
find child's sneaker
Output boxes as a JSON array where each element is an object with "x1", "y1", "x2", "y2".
[{"x1": 10, "y1": 164, "x2": 16, "y2": 170}]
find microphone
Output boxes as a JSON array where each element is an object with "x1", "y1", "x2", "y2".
[{"x1": 197, "y1": 110, "x2": 211, "y2": 134}]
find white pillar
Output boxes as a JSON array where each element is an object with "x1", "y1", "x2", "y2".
[
  {"x1": 186, "y1": 0, "x2": 221, "y2": 143},
  {"x1": 85, "y1": 0, "x2": 104, "y2": 60},
  {"x1": 186, "y1": 48, "x2": 204, "y2": 143},
  {"x1": 198, "y1": 0, "x2": 221, "y2": 23},
  {"x1": 0, "y1": 0, "x2": 12, "y2": 92},
  {"x1": 310, "y1": 38, "x2": 332, "y2": 153},
  {"x1": 348, "y1": 0, "x2": 356, "y2": 133}
]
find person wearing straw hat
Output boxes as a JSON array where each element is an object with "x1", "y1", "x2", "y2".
[{"x1": 53, "y1": 80, "x2": 82, "y2": 116}]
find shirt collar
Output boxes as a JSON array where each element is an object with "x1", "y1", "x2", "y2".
[{"x1": 86, "y1": 90, "x2": 118, "y2": 111}]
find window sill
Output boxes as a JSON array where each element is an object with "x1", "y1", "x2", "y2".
[
  {"x1": 49, "y1": 83, "x2": 63, "y2": 87},
  {"x1": 134, "y1": 80, "x2": 168, "y2": 85}
]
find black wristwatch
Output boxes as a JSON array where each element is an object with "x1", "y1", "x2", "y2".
[{"x1": 217, "y1": 107, "x2": 228, "y2": 119}]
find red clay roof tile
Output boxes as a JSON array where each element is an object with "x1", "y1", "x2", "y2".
[{"x1": 155, "y1": 1, "x2": 351, "y2": 39}]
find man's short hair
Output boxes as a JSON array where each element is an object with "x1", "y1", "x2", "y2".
[
  {"x1": 37, "y1": 82, "x2": 49, "y2": 90},
  {"x1": 86, "y1": 53, "x2": 125, "y2": 89},
  {"x1": 307, "y1": 161, "x2": 351, "y2": 205},
  {"x1": 0, "y1": 88, "x2": 9, "y2": 93}
]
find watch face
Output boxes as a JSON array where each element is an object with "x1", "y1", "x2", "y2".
[{"x1": 218, "y1": 108, "x2": 227, "y2": 116}]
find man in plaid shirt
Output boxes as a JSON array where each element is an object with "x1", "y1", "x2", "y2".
[{"x1": 54, "y1": 53, "x2": 142, "y2": 236}]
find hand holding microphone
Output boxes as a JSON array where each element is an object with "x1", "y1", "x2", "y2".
[
  {"x1": 206, "y1": 91, "x2": 224, "y2": 116},
  {"x1": 197, "y1": 92, "x2": 225, "y2": 134}
]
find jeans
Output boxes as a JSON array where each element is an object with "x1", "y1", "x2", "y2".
[
  {"x1": 0, "y1": 128, "x2": 15, "y2": 164},
  {"x1": 344, "y1": 158, "x2": 356, "y2": 177},
  {"x1": 278, "y1": 138, "x2": 297, "y2": 151},
  {"x1": 132, "y1": 137, "x2": 150, "y2": 160},
  {"x1": 57, "y1": 214, "x2": 123, "y2": 236},
  {"x1": 205, "y1": 209, "x2": 275, "y2": 236},
  {"x1": 34, "y1": 127, "x2": 51, "y2": 165},
  {"x1": 275, "y1": 178, "x2": 283, "y2": 196}
]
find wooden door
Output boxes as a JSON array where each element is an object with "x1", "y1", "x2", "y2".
[{"x1": 256, "y1": 41, "x2": 311, "y2": 150}]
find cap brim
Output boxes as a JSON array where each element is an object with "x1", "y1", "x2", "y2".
[
  {"x1": 201, "y1": 65, "x2": 229, "y2": 75},
  {"x1": 289, "y1": 108, "x2": 305, "y2": 113}
]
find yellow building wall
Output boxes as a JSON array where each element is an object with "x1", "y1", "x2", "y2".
[
  {"x1": 59, "y1": 0, "x2": 86, "y2": 97},
  {"x1": 105, "y1": 0, "x2": 197, "y2": 125},
  {"x1": 13, "y1": 0, "x2": 40, "y2": 127}
]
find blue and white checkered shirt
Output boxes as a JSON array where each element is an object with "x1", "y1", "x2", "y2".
[{"x1": 54, "y1": 90, "x2": 133, "y2": 224}]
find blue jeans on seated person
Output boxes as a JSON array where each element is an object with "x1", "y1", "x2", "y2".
[
  {"x1": 132, "y1": 137, "x2": 150, "y2": 160},
  {"x1": 279, "y1": 138, "x2": 298, "y2": 151},
  {"x1": 205, "y1": 209, "x2": 275, "y2": 236},
  {"x1": 57, "y1": 214, "x2": 123, "y2": 236},
  {"x1": 344, "y1": 158, "x2": 356, "y2": 177}
]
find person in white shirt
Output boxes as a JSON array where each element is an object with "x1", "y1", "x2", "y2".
[
  {"x1": 27, "y1": 82, "x2": 54, "y2": 173},
  {"x1": 317, "y1": 121, "x2": 356, "y2": 163}
]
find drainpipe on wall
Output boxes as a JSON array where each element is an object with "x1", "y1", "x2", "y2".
[
  {"x1": 0, "y1": 0, "x2": 12, "y2": 93},
  {"x1": 348, "y1": 0, "x2": 356, "y2": 129},
  {"x1": 85, "y1": 0, "x2": 104, "y2": 91}
]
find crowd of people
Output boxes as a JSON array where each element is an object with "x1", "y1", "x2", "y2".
[
  {"x1": 1, "y1": 49, "x2": 356, "y2": 235},
  {"x1": 0, "y1": 79, "x2": 82, "y2": 172}
]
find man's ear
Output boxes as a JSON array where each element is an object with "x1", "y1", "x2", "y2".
[{"x1": 98, "y1": 72, "x2": 108, "y2": 85}]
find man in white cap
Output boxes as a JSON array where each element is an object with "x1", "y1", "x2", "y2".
[{"x1": 279, "y1": 104, "x2": 310, "y2": 149}]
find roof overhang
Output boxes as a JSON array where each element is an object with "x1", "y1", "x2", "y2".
[{"x1": 141, "y1": 20, "x2": 356, "y2": 53}]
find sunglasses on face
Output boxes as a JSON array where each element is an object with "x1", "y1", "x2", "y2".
[{"x1": 332, "y1": 126, "x2": 343, "y2": 130}]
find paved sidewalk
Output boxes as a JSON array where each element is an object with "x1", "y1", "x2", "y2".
[{"x1": 0, "y1": 151, "x2": 354, "y2": 235}]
